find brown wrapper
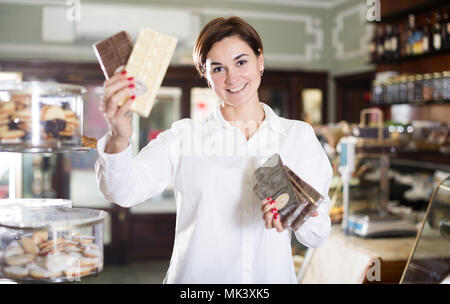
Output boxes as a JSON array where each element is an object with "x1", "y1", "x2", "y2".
[{"x1": 253, "y1": 153, "x2": 324, "y2": 231}]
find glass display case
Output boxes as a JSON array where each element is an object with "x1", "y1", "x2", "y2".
[
  {"x1": 401, "y1": 175, "x2": 450, "y2": 284},
  {"x1": 0, "y1": 203, "x2": 106, "y2": 282}
]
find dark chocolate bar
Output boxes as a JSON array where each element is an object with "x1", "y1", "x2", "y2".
[
  {"x1": 253, "y1": 153, "x2": 324, "y2": 231},
  {"x1": 93, "y1": 31, "x2": 133, "y2": 79}
]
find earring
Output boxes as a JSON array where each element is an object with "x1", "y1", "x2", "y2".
[{"x1": 260, "y1": 70, "x2": 264, "y2": 77}]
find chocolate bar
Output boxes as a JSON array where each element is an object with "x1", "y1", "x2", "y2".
[
  {"x1": 121, "y1": 27, "x2": 178, "y2": 117},
  {"x1": 253, "y1": 153, "x2": 324, "y2": 231},
  {"x1": 93, "y1": 31, "x2": 134, "y2": 79}
]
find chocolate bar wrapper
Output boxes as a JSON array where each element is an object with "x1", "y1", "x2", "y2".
[
  {"x1": 93, "y1": 31, "x2": 133, "y2": 79},
  {"x1": 253, "y1": 153, "x2": 324, "y2": 231}
]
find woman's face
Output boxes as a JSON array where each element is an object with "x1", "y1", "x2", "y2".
[{"x1": 205, "y1": 35, "x2": 264, "y2": 108}]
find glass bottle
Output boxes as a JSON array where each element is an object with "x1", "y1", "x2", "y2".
[
  {"x1": 384, "y1": 24, "x2": 392, "y2": 61},
  {"x1": 443, "y1": 71, "x2": 450, "y2": 100},
  {"x1": 444, "y1": 9, "x2": 450, "y2": 50},
  {"x1": 414, "y1": 74, "x2": 423, "y2": 103},
  {"x1": 422, "y1": 73, "x2": 434, "y2": 102},
  {"x1": 372, "y1": 80, "x2": 383, "y2": 104},
  {"x1": 377, "y1": 26, "x2": 385, "y2": 61},
  {"x1": 422, "y1": 14, "x2": 432, "y2": 54},
  {"x1": 400, "y1": 22, "x2": 408, "y2": 57},
  {"x1": 407, "y1": 14, "x2": 415, "y2": 56},
  {"x1": 391, "y1": 76, "x2": 400, "y2": 103},
  {"x1": 391, "y1": 24, "x2": 400, "y2": 59},
  {"x1": 369, "y1": 27, "x2": 378, "y2": 62},
  {"x1": 399, "y1": 75, "x2": 408, "y2": 102},
  {"x1": 433, "y1": 11, "x2": 442, "y2": 52},
  {"x1": 432, "y1": 72, "x2": 443, "y2": 101},
  {"x1": 407, "y1": 75, "x2": 416, "y2": 103}
]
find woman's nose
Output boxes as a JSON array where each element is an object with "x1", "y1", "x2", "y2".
[{"x1": 225, "y1": 66, "x2": 240, "y2": 84}]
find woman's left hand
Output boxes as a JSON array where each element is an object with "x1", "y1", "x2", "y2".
[{"x1": 261, "y1": 197, "x2": 319, "y2": 233}]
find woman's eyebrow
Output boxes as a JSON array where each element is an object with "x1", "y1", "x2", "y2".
[{"x1": 210, "y1": 53, "x2": 249, "y2": 66}]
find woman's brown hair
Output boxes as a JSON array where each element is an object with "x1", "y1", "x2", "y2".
[{"x1": 192, "y1": 16, "x2": 263, "y2": 78}]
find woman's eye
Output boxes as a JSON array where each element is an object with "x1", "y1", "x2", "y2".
[
  {"x1": 213, "y1": 66, "x2": 224, "y2": 73},
  {"x1": 237, "y1": 60, "x2": 247, "y2": 66}
]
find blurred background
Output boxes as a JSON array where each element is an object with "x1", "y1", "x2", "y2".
[{"x1": 0, "y1": 0, "x2": 449, "y2": 284}]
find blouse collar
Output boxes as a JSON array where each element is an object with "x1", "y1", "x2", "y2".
[{"x1": 211, "y1": 102, "x2": 287, "y2": 136}]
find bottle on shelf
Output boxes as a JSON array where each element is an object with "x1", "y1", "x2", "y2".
[
  {"x1": 376, "y1": 25, "x2": 385, "y2": 61},
  {"x1": 400, "y1": 22, "x2": 408, "y2": 57},
  {"x1": 443, "y1": 71, "x2": 450, "y2": 101},
  {"x1": 433, "y1": 11, "x2": 442, "y2": 52},
  {"x1": 422, "y1": 73, "x2": 434, "y2": 102},
  {"x1": 399, "y1": 75, "x2": 408, "y2": 102},
  {"x1": 407, "y1": 75, "x2": 416, "y2": 103},
  {"x1": 372, "y1": 80, "x2": 383, "y2": 104},
  {"x1": 406, "y1": 14, "x2": 415, "y2": 56},
  {"x1": 384, "y1": 24, "x2": 393, "y2": 61},
  {"x1": 414, "y1": 74, "x2": 424, "y2": 103},
  {"x1": 444, "y1": 9, "x2": 450, "y2": 50},
  {"x1": 391, "y1": 24, "x2": 400, "y2": 59},
  {"x1": 422, "y1": 14, "x2": 432, "y2": 54},
  {"x1": 369, "y1": 27, "x2": 378, "y2": 62},
  {"x1": 433, "y1": 72, "x2": 443, "y2": 101}
]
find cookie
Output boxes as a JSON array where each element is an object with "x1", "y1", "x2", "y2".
[
  {"x1": 38, "y1": 237, "x2": 66, "y2": 250},
  {"x1": 32, "y1": 231, "x2": 48, "y2": 245},
  {"x1": 21, "y1": 236, "x2": 40, "y2": 255},
  {"x1": 0, "y1": 101, "x2": 15, "y2": 116},
  {"x1": 72, "y1": 235, "x2": 95, "y2": 244},
  {"x1": 41, "y1": 105, "x2": 66, "y2": 121},
  {"x1": 0, "y1": 129, "x2": 25, "y2": 139},
  {"x1": 5, "y1": 253, "x2": 36, "y2": 266},
  {"x1": 83, "y1": 248, "x2": 101, "y2": 258},
  {"x1": 4, "y1": 242, "x2": 24, "y2": 258},
  {"x1": 3, "y1": 266, "x2": 29, "y2": 279},
  {"x1": 29, "y1": 266, "x2": 62, "y2": 279},
  {"x1": 46, "y1": 253, "x2": 80, "y2": 273},
  {"x1": 10, "y1": 94, "x2": 31, "y2": 107},
  {"x1": 14, "y1": 108, "x2": 32, "y2": 121},
  {"x1": 79, "y1": 256, "x2": 99, "y2": 267}
]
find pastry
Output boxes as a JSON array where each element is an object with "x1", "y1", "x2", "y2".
[
  {"x1": 3, "y1": 266, "x2": 29, "y2": 279},
  {"x1": 32, "y1": 231, "x2": 49, "y2": 245},
  {"x1": 29, "y1": 266, "x2": 62, "y2": 279},
  {"x1": 4, "y1": 241, "x2": 24, "y2": 258},
  {"x1": 5, "y1": 253, "x2": 36, "y2": 266},
  {"x1": 21, "y1": 236, "x2": 40, "y2": 255}
]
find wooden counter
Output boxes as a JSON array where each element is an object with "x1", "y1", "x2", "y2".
[{"x1": 301, "y1": 225, "x2": 416, "y2": 284}]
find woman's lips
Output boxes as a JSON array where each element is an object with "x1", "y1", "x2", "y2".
[{"x1": 226, "y1": 83, "x2": 247, "y2": 94}]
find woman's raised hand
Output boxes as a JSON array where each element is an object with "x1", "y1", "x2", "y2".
[{"x1": 99, "y1": 70, "x2": 136, "y2": 153}]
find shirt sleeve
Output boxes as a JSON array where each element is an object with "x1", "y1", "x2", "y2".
[
  {"x1": 95, "y1": 121, "x2": 181, "y2": 208},
  {"x1": 292, "y1": 123, "x2": 333, "y2": 248}
]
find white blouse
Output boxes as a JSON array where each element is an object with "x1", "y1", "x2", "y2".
[{"x1": 95, "y1": 102, "x2": 333, "y2": 284}]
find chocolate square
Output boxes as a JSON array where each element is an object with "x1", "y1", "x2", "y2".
[{"x1": 93, "y1": 31, "x2": 134, "y2": 79}]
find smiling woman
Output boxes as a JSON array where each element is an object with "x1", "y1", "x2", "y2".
[{"x1": 96, "y1": 15, "x2": 333, "y2": 284}]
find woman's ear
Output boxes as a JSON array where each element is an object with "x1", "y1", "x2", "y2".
[{"x1": 257, "y1": 49, "x2": 264, "y2": 72}]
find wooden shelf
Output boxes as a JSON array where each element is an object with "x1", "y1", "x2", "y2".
[
  {"x1": 370, "y1": 48, "x2": 450, "y2": 66},
  {"x1": 379, "y1": 0, "x2": 449, "y2": 23},
  {"x1": 370, "y1": 100, "x2": 450, "y2": 107}
]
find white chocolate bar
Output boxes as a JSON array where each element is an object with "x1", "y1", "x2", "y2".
[{"x1": 122, "y1": 27, "x2": 178, "y2": 117}]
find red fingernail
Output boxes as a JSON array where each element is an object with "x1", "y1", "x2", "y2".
[
  {"x1": 128, "y1": 84, "x2": 135, "y2": 88},
  {"x1": 269, "y1": 200, "x2": 276, "y2": 205},
  {"x1": 271, "y1": 208, "x2": 277, "y2": 214},
  {"x1": 274, "y1": 213, "x2": 279, "y2": 219},
  {"x1": 121, "y1": 70, "x2": 127, "y2": 75},
  {"x1": 267, "y1": 197, "x2": 272, "y2": 201},
  {"x1": 131, "y1": 95, "x2": 136, "y2": 100},
  {"x1": 127, "y1": 77, "x2": 134, "y2": 81}
]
